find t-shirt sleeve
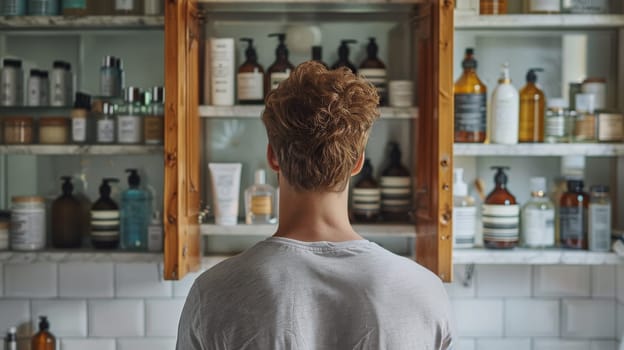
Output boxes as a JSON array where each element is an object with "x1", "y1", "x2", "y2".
[{"x1": 176, "y1": 281, "x2": 205, "y2": 350}]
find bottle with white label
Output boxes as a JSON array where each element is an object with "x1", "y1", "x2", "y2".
[
  {"x1": 114, "y1": 0, "x2": 141, "y2": 15},
  {"x1": 148, "y1": 211, "x2": 163, "y2": 252},
  {"x1": 210, "y1": 38, "x2": 235, "y2": 106},
  {"x1": 117, "y1": 87, "x2": 143, "y2": 144},
  {"x1": 237, "y1": 38, "x2": 265, "y2": 105},
  {"x1": 244, "y1": 169, "x2": 275, "y2": 224},
  {"x1": 91, "y1": 178, "x2": 120, "y2": 249},
  {"x1": 521, "y1": 177, "x2": 555, "y2": 248},
  {"x1": 526, "y1": 0, "x2": 560, "y2": 13},
  {"x1": 490, "y1": 63, "x2": 519, "y2": 144},
  {"x1": 453, "y1": 168, "x2": 476, "y2": 248},
  {"x1": 71, "y1": 92, "x2": 91, "y2": 144},
  {"x1": 483, "y1": 166, "x2": 519, "y2": 249},
  {"x1": 359, "y1": 37, "x2": 387, "y2": 106},
  {"x1": 588, "y1": 185, "x2": 611, "y2": 252},
  {"x1": 96, "y1": 102, "x2": 116, "y2": 144},
  {"x1": 265, "y1": 33, "x2": 294, "y2": 95}
]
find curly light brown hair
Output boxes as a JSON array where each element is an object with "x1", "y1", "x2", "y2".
[{"x1": 262, "y1": 61, "x2": 380, "y2": 192}]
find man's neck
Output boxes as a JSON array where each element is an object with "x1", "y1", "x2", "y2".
[{"x1": 273, "y1": 181, "x2": 362, "y2": 243}]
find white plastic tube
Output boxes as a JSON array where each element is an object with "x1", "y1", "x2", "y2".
[{"x1": 208, "y1": 163, "x2": 242, "y2": 226}]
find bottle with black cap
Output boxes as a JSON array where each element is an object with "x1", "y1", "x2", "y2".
[
  {"x1": 51, "y1": 176, "x2": 82, "y2": 248},
  {"x1": 380, "y1": 142, "x2": 412, "y2": 222},
  {"x1": 144, "y1": 86, "x2": 164, "y2": 144},
  {"x1": 100, "y1": 55, "x2": 118, "y2": 98},
  {"x1": 311, "y1": 46, "x2": 327, "y2": 68},
  {"x1": 71, "y1": 92, "x2": 92, "y2": 144},
  {"x1": 359, "y1": 37, "x2": 388, "y2": 105},
  {"x1": 91, "y1": 178, "x2": 121, "y2": 249},
  {"x1": 121, "y1": 169, "x2": 151, "y2": 251},
  {"x1": 331, "y1": 39, "x2": 357, "y2": 74},
  {"x1": 560, "y1": 179, "x2": 589, "y2": 249},
  {"x1": 4, "y1": 326, "x2": 17, "y2": 350},
  {"x1": 31, "y1": 316, "x2": 55, "y2": 350},
  {"x1": 266, "y1": 33, "x2": 294, "y2": 95},
  {"x1": 117, "y1": 86, "x2": 143, "y2": 144},
  {"x1": 483, "y1": 166, "x2": 519, "y2": 249},
  {"x1": 96, "y1": 102, "x2": 116, "y2": 144},
  {"x1": 237, "y1": 38, "x2": 265, "y2": 105},
  {"x1": 454, "y1": 48, "x2": 487, "y2": 143},
  {"x1": 50, "y1": 60, "x2": 72, "y2": 107},
  {"x1": 351, "y1": 159, "x2": 381, "y2": 222},
  {"x1": 519, "y1": 68, "x2": 546, "y2": 142},
  {"x1": 1, "y1": 58, "x2": 24, "y2": 106}
]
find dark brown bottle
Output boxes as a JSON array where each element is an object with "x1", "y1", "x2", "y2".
[
  {"x1": 454, "y1": 48, "x2": 487, "y2": 143},
  {"x1": 359, "y1": 37, "x2": 387, "y2": 106},
  {"x1": 311, "y1": 46, "x2": 328, "y2": 68},
  {"x1": 51, "y1": 177, "x2": 82, "y2": 248},
  {"x1": 265, "y1": 33, "x2": 294, "y2": 96},
  {"x1": 560, "y1": 179, "x2": 589, "y2": 249},
  {"x1": 237, "y1": 38, "x2": 265, "y2": 105},
  {"x1": 31, "y1": 316, "x2": 55, "y2": 350},
  {"x1": 331, "y1": 39, "x2": 357, "y2": 74},
  {"x1": 91, "y1": 178, "x2": 120, "y2": 249},
  {"x1": 351, "y1": 159, "x2": 381, "y2": 222},
  {"x1": 483, "y1": 166, "x2": 519, "y2": 249},
  {"x1": 380, "y1": 142, "x2": 412, "y2": 222}
]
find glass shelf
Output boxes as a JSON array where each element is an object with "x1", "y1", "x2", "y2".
[
  {"x1": 453, "y1": 248, "x2": 621, "y2": 265},
  {"x1": 199, "y1": 105, "x2": 418, "y2": 119},
  {"x1": 0, "y1": 15, "x2": 164, "y2": 30},
  {"x1": 455, "y1": 14, "x2": 624, "y2": 29},
  {"x1": 454, "y1": 143, "x2": 624, "y2": 157},
  {"x1": 0, "y1": 145, "x2": 163, "y2": 155}
]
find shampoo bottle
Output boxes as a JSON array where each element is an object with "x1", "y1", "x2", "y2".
[
  {"x1": 483, "y1": 166, "x2": 519, "y2": 249},
  {"x1": 91, "y1": 178, "x2": 120, "y2": 249},
  {"x1": 266, "y1": 33, "x2": 294, "y2": 95},
  {"x1": 331, "y1": 39, "x2": 358, "y2": 74},
  {"x1": 237, "y1": 38, "x2": 265, "y2": 105},
  {"x1": 31, "y1": 316, "x2": 55, "y2": 350},
  {"x1": 51, "y1": 177, "x2": 82, "y2": 248},
  {"x1": 519, "y1": 68, "x2": 546, "y2": 142},
  {"x1": 359, "y1": 37, "x2": 387, "y2": 105},
  {"x1": 121, "y1": 169, "x2": 151, "y2": 251},
  {"x1": 490, "y1": 63, "x2": 519, "y2": 144}
]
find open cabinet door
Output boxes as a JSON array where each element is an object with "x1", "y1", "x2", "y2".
[
  {"x1": 164, "y1": 0, "x2": 202, "y2": 280},
  {"x1": 415, "y1": 0, "x2": 454, "y2": 282}
]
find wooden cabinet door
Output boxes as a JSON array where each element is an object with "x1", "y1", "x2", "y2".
[
  {"x1": 415, "y1": 0, "x2": 454, "y2": 282},
  {"x1": 163, "y1": 0, "x2": 202, "y2": 280}
]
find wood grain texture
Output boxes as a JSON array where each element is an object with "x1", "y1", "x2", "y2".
[
  {"x1": 415, "y1": 0, "x2": 454, "y2": 282},
  {"x1": 164, "y1": 0, "x2": 201, "y2": 280}
]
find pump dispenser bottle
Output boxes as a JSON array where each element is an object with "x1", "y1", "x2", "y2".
[
  {"x1": 454, "y1": 48, "x2": 487, "y2": 143},
  {"x1": 483, "y1": 166, "x2": 519, "y2": 249},
  {"x1": 311, "y1": 46, "x2": 328, "y2": 68},
  {"x1": 519, "y1": 68, "x2": 546, "y2": 142},
  {"x1": 121, "y1": 169, "x2": 150, "y2": 251},
  {"x1": 51, "y1": 177, "x2": 82, "y2": 248},
  {"x1": 453, "y1": 168, "x2": 477, "y2": 248},
  {"x1": 359, "y1": 37, "x2": 387, "y2": 105},
  {"x1": 31, "y1": 316, "x2": 55, "y2": 350},
  {"x1": 331, "y1": 39, "x2": 358, "y2": 74},
  {"x1": 237, "y1": 38, "x2": 265, "y2": 105},
  {"x1": 266, "y1": 33, "x2": 294, "y2": 95},
  {"x1": 244, "y1": 169, "x2": 276, "y2": 224},
  {"x1": 491, "y1": 63, "x2": 519, "y2": 144},
  {"x1": 352, "y1": 159, "x2": 381, "y2": 222},
  {"x1": 91, "y1": 178, "x2": 120, "y2": 249},
  {"x1": 380, "y1": 142, "x2": 412, "y2": 222}
]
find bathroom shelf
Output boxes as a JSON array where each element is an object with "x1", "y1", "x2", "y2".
[
  {"x1": 201, "y1": 223, "x2": 416, "y2": 238},
  {"x1": 453, "y1": 143, "x2": 624, "y2": 157},
  {"x1": 0, "y1": 145, "x2": 163, "y2": 155},
  {"x1": 453, "y1": 248, "x2": 622, "y2": 265},
  {"x1": 455, "y1": 14, "x2": 624, "y2": 29},
  {"x1": 199, "y1": 105, "x2": 418, "y2": 119},
  {"x1": 0, "y1": 250, "x2": 163, "y2": 263},
  {"x1": 0, "y1": 15, "x2": 164, "y2": 30}
]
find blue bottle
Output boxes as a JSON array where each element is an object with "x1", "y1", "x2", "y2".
[{"x1": 120, "y1": 169, "x2": 151, "y2": 251}]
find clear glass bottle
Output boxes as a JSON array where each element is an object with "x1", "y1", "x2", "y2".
[
  {"x1": 96, "y1": 102, "x2": 116, "y2": 144},
  {"x1": 573, "y1": 93, "x2": 597, "y2": 143},
  {"x1": 545, "y1": 98, "x2": 571, "y2": 143},
  {"x1": 483, "y1": 166, "x2": 519, "y2": 249},
  {"x1": 117, "y1": 87, "x2": 143, "y2": 144},
  {"x1": 351, "y1": 159, "x2": 381, "y2": 223},
  {"x1": 453, "y1": 168, "x2": 476, "y2": 248},
  {"x1": 560, "y1": 179, "x2": 589, "y2": 249},
  {"x1": 454, "y1": 48, "x2": 487, "y2": 143},
  {"x1": 521, "y1": 177, "x2": 555, "y2": 248},
  {"x1": 588, "y1": 185, "x2": 611, "y2": 252},
  {"x1": 244, "y1": 169, "x2": 276, "y2": 224}
]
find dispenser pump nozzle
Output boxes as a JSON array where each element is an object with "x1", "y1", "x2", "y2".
[
  {"x1": 240, "y1": 37, "x2": 257, "y2": 61},
  {"x1": 388, "y1": 142, "x2": 402, "y2": 163},
  {"x1": 268, "y1": 33, "x2": 288, "y2": 57},
  {"x1": 100, "y1": 178, "x2": 119, "y2": 197},
  {"x1": 491, "y1": 166, "x2": 510, "y2": 186},
  {"x1": 60, "y1": 176, "x2": 74, "y2": 195},
  {"x1": 526, "y1": 68, "x2": 544, "y2": 83},
  {"x1": 366, "y1": 37, "x2": 379, "y2": 57},
  {"x1": 338, "y1": 39, "x2": 357, "y2": 58},
  {"x1": 126, "y1": 169, "x2": 141, "y2": 188},
  {"x1": 39, "y1": 316, "x2": 50, "y2": 331}
]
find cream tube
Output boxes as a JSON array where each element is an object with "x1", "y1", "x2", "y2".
[{"x1": 208, "y1": 163, "x2": 242, "y2": 225}]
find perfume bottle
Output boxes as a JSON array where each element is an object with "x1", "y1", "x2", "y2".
[
  {"x1": 483, "y1": 166, "x2": 519, "y2": 249},
  {"x1": 244, "y1": 169, "x2": 276, "y2": 224},
  {"x1": 454, "y1": 48, "x2": 487, "y2": 143}
]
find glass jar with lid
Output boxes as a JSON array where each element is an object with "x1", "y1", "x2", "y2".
[
  {"x1": 545, "y1": 98, "x2": 572, "y2": 143},
  {"x1": 4, "y1": 117, "x2": 34, "y2": 144},
  {"x1": 39, "y1": 117, "x2": 70, "y2": 144},
  {"x1": 588, "y1": 185, "x2": 611, "y2": 252}
]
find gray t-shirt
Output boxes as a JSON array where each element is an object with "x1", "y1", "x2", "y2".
[{"x1": 176, "y1": 237, "x2": 454, "y2": 350}]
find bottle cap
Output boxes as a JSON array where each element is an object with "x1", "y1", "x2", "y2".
[
  {"x1": 312, "y1": 46, "x2": 322, "y2": 61},
  {"x1": 102, "y1": 102, "x2": 114, "y2": 115},
  {"x1": 38, "y1": 316, "x2": 50, "y2": 331},
  {"x1": 337, "y1": 39, "x2": 357, "y2": 59},
  {"x1": 547, "y1": 98, "x2": 567, "y2": 109},
  {"x1": 462, "y1": 48, "x2": 476, "y2": 70},
  {"x1": 152, "y1": 86, "x2": 164, "y2": 103},
  {"x1": 125, "y1": 87, "x2": 141, "y2": 103},
  {"x1": 74, "y1": 92, "x2": 92, "y2": 110},
  {"x1": 366, "y1": 37, "x2": 378, "y2": 57},
  {"x1": 30, "y1": 69, "x2": 40, "y2": 77},
  {"x1": 268, "y1": 33, "x2": 289, "y2": 57},
  {"x1": 126, "y1": 169, "x2": 141, "y2": 187},
  {"x1": 526, "y1": 68, "x2": 544, "y2": 83},
  {"x1": 499, "y1": 62, "x2": 511, "y2": 81},
  {"x1": 102, "y1": 55, "x2": 116, "y2": 67},
  {"x1": 491, "y1": 166, "x2": 510, "y2": 185},
  {"x1": 142, "y1": 91, "x2": 152, "y2": 106},
  {"x1": 100, "y1": 178, "x2": 119, "y2": 197},
  {"x1": 53, "y1": 60, "x2": 71, "y2": 71},
  {"x1": 114, "y1": 57, "x2": 124, "y2": 70},
  {"x1": 453, "y1": 168, "x2": 468, "y2": 197},
  {"x1": 388, "y1": 142, "x2": 402, "y2": 164},
  {"x1": 254, "y1": 169, "x2": 266, "y2": 185},
  {"x1": 3, "y1": 58, "x2": 22, "y2": 68},
  {"x1": 60, "y1": 176, "x2": 74, "y2": 195},
  {"x1": 360, "y1": 158, "x2": 373, "y2": 177},
  {"x1": 529, "y1": 177, "x2": 547, "y2": 193},
  {"x1": 240, "y1": 38, "x2": 258, "y2": 61},
  {"x1": 575, "y1": 93, "x2": 595, "y2": 113},
  {"x1": 590, "y1": 185, "x2": 609, "y2": 193},
  {"x1": 8, "y1": 327, "x2": 16, "y2": 334},
  {"x1": 567, "y1": 179, "x2": 584, "y2": 192}
]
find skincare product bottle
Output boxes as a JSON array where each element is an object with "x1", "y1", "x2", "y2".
[
  {"x1": 266, "y1": 33, "x2": 294, "y2": 94},
  {"x1": 359, "y1": 37, "x2": 388, "y2": 106},
  {"x1": 237, "y1": 38, "x2": 265, "y2": 105},
  {"x1": 545, "y1": 98, "x2": 571, "y2": 143},
  {"x1": 483, "y1": 166, "x2": 519, "y2": 249},
  {"x1": 560, "y1": 179, "x2": 589, "y2": 249},
  {"x1": 311, "y1": 46, "x2": 328, "y2": 68},
  {"x1": 380, "y1": 142, "x2": 412, "y2": 222},
  {"x1": 1, "y1": 58, "x2": 24, "y2": 106},
  {"x1": 209, "y1": 38, "x2": 235, "y2": 106},
  {"x1": 480, "y1": 0, "x2": 507, "y2": 14},
  {"x1": 573, "y1": 93, "x2": 597, "y2": 142},
  {"x1": 208, "y1": 163, "x2": 242, "y2": 226},
  {"x1": 144, "y1": 86, "x2": 164, "y2": 145},
  {"x1": 71, "y1": 92, "x2": 91, "y2": 144},
  {"x1": 31, "y1": 316, "x2": 55, "y2": 350},
  {"x1": 588, "y1": 185, "x2": 611, "y2": 252},
  {"x1": 521, "y1": 177, "x2": 555, "y2": 248},
  {"x1": 114, "y1": 0, "x2": 141, "y2": 15},
  {"x1": 519, "y1": 68, "x2": 546, "y2": 142},
  {"x1": 245, "y1": 169, "x2": 275, "y2": 224},
  {"x1": 117, "y1": 87, "x2": 143, "y2": 144},
  {"x1": 100, "y1": 55, "x2": 119, "y2": 98},
  {"x1": 27, "y1": 69, "x2": 43, "y2": 106},
  {"x1": 453, "y1": 168, "x2": 476, "y2": 248},
  {"x1": 51, "y1": 176, "x2": 82, "y2": 248},
  {"x1": 50, "y1": 60, "x2": 72, "y2": 107},
  {"x1": 96, "y1": 102, "x2": 116, "y2": 144},
  {"x1": 121, "y1": 169, "x2": 150, "y2": 250},
  {"x1": 91, "y1": 178, "x2": 120, "y2": 249},
  {"x1": 454, "y1": 48, "x2": 487, "y2": 143},
  {"x1": 490, "y1": 63, "x2": 519, "y2": 144},
  {"x1": 148, "y1": 211, "x2": 163, "y2": 252},
  {"x1": 331, "y1": 39, "x2": 357, "y2": 74},
  {"x1": 352, "y1": 159, "x2": 381, "y2": 223},
  {"x1": 4, "y1": 326, "x2": 17, "y2": 350}
]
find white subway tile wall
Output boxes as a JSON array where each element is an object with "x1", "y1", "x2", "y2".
[{"x1": 0, "y1": 262, "x2": 621, "y2": 349}]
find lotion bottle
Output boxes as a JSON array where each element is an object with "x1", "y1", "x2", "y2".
[
  {"x1": 490, "y1": 63, "x2": 519, "y2": 144},
  {"x1": 91, "y1": 178, "x2": 120, "y2": 249},
  {"x1": 266, "y1": 33, "x2": 294, "y2": 95},
  {"x1": 359, "y1": 37, "x2": 387, "y2": 105},
  {"x1": 237, "y1": 38, "x2": 265, "y2": 105},
  {"x1": 483, "y1": 166, "x2": 519, "y2": 249},
  {"x1": 51, "y1": 177, "x2": 82, "y2": 248},
  {"x1": 331, "y1": 39, "x2": 357, "y2": 74}
]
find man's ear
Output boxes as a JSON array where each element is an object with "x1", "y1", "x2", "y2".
[
  {"x1": 351, "y1": 152, "x2": 365, "y2": 176},
  {"x1": 267, "y1": 144, "x2": 280, "y2": 172}
]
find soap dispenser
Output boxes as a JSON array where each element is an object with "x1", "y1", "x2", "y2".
[
  {"x1": 31, "y1": 316, "x2": 55, "y2": 350},
  {"x1": 351, "y1": 158, "x2": 381, "y2": 223},
  {"x1": 490, "y1": 63, "x2": 519, "y2": 144},
  {"x1": 519, "y1": 68, "x2": 546, "y2": 142},
  {"x1": 311, "y1": 46, "x2": 328, "y2": 68},
  {"x1": 91, "y1": 178, "x2": 120, "y2": 249},
  {"x1": 237, "y1": 38, "x2": 265, "y2": 105},
  {"x1": 359, "y1": 37, "x2": 387, "y2": 105},
  {"x1": 380, "y1": 142, "x2": 412, "y2": 222},
  {"x1": 266, "y1": 33, "x2": 295, "y2": 95},
  {"x1": 51, "y1": 176, "x2": 82, "y2": 248},
  {"x1": 121, "y1": 169, "x2": 151, "y2": 251},
  {"x1": 331, "y1": 39, "x2": 357, "y2": 74},
  {"x1": 483, "y1": 166, "x2": 519, "y2": 249}
]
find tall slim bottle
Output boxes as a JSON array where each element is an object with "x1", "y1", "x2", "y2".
[
  {"x1": 560, "y1": 179, "x2": 589, "y2": 249},
  {"x1": 359, "y1": 37, "x2": 387, "y2": 106},
  {"x1": 120, "y1": 169, "x2": 151, "y2": 251},
  {"x1": 519, "y1": 68, "x2": 546, "y2": 142},
  {"x1": 51, "y1": 177, "x2": 82, "y2": 248},
  {"x1": 490, "y1": 63, "x2": 519, "y2": 144},
  {"x1": 351, "y1": 159, "x2": 381, "y2": 223},
  {"x1": 483, "y1": 166, "x2": 519, "y2": 249},
  {"x1": 454, "y1": 48, "x2": 487, "y2": 143},
  {"x1": 265, "y1": 33, "x2": 294, "y2": 95},
  {"x1": 237, "y1": 38, "x2": 265, "y2": 105}
]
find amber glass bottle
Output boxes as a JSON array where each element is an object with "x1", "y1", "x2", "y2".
[
  {"x1": 237, "y1": 38, "x2": 265, "y2": 105},
  {"x1": 311, "y1": 46, "x2": 328, "y2": 68},
  {"x1": 265, "y1": 33, "x2": 294, "y2": 96},
  {"x1": 380, "y1": 143, "x2": 412, "y2": 222},
  {"x1": 480, "y1": 0, "x2": 507, "y2": 14},
  {"x1": 560, "y1": 179, "x2": 589, "y2": 249},
  {"x1": 454, "y1": 48, "x2": 487, "y2": 143},
  {"x1": 351, "y1": 159, "x2": 381, "y2": 222},
  {"x1": 359, "y1": 38, "x2": 388, "y2": 106},
  {"x1": 483, "y1": 166, "x2": 519, "y2": 249},
  {"x1": 31, "y1": 316, "x2": 55, "y2": 350},
  {"x1": 51, "y1": 177, "x2": 82, "y2": 248},
  {"x1": 331, "y1": 39, "x2": 358, "y2": 74},
  {"x1": 519, "y1": 68, "x2": 546, "y2": 142}
]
